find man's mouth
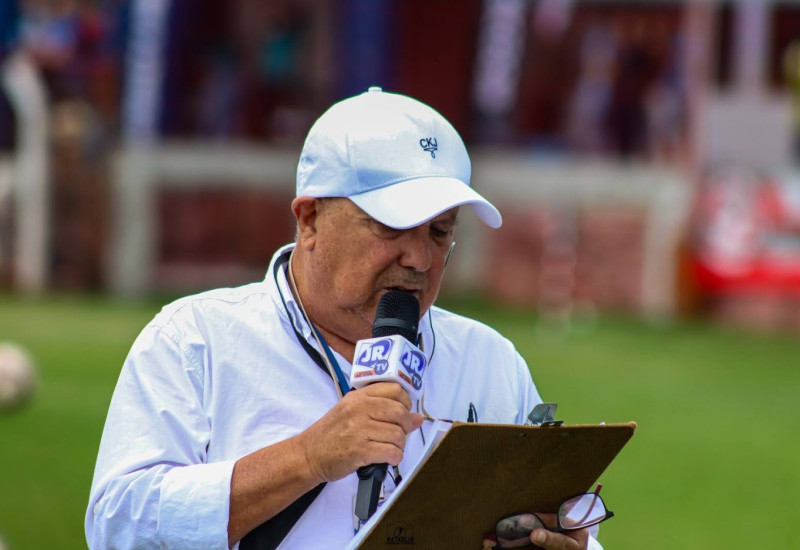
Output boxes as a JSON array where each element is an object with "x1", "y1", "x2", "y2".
[{"x1": 385, "y1": 286, "x2": 421, "y2": 297}]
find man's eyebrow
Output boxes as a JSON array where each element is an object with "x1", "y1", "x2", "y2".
[
  {"x1": 350, "y1": 210, "x2": 378, "y2": 223},
  {"x1": 435, "y1": 214, "x2": 459, "y2": 226}
]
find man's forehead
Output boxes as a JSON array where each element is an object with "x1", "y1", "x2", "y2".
[
  {"x1": 431, "y1": 207, "x2": 460, "y2": 224},
  {"x1": 340, "y1": 198, "x2": 459, "y2": 226}
]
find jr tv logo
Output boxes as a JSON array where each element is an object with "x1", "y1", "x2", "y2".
[
  {"x1": 355, "y1": 338, "x2": 393, "y2": 374},
  {"x1": 400, "y1": 342, "x2": 426, "y2": 390}
]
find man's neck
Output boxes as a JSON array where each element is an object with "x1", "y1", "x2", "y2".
[
  {"x1": 310, "y1": 324, "x2": 357, "y2": 364},
  {"x1": 288, "y1": 252, "x2": 358, "y2": 363}
]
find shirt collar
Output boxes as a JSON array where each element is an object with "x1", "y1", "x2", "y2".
[{"x1": 266, "y1": 243, "x2": 314, "y2": 341}]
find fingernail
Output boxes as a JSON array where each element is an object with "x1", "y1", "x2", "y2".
[{"x1": 532, "y1": 530, "x2": 546, "y2": 544}]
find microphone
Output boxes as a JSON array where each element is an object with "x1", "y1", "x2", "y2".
[{"x1": 352, "y1": 290, "x2": 425, "y2": 524}]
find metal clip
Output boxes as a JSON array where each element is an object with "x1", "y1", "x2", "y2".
[{"x1": 525, "y1": 402, "x2": 563, "y2": 426}]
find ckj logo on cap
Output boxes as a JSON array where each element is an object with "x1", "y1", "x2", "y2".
[{"x1": 419, "y1": 137, "x2": 438, "y2": 158}]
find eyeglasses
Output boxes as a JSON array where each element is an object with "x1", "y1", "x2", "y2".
[{"x1": 484, "y1": 484, "x2": 614, "y2": 549}]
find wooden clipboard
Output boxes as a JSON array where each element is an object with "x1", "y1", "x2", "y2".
[{"x1": 353, "y1": 421, "x2": 636, "y2": 549}]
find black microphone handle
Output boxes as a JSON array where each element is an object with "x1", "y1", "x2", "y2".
[
  {"x1": 354, "y1": 290, "x2": 419, "y2": 524},
  {"x1": 354, "y1": 463, "x2": 388, "y2": 522}
]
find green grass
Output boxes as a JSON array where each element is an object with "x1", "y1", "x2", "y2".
[
  {"x1": 2, "y1": 293, "x2": 799, "y2": 549},
  {"x1": 0, "y1": 295, "x2": 159, "y2": 549},
  {"x1": 445, "y1": 297, "x2": 800, "y2": 549}
]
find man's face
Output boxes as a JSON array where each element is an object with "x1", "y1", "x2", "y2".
[{"x1": 298, "y1": 198, "x2": 457, "y2": 343}]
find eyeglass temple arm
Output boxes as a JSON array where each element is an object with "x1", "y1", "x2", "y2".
[
  {"x1": 594, "y1": 484, "x2": 615, "y2": 519},
  {"x1": 568, "y1": 483, "x2": 604, "y2": 528}
]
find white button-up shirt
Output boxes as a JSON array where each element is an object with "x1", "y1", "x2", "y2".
[{"x1": 86, "y1": 244, "x2": 602, "y2": 549}]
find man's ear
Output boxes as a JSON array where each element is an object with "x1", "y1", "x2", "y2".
[{"x1": 292, "y1": 196, "x2": 320, "y2": 250}]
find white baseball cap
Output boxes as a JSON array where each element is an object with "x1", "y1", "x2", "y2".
[{"x1": 296, "y1": 87, "x2": 502, "y2": 229}]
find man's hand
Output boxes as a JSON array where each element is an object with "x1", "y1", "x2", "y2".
[
  {"x1": 530, "y1": 514, "x2": 589, "y2": 550},
  {"x1": 298, "y1": 382, "x2": 424, "y2": 483},
  {"x1": 228, "y1": 382, "x2": 422, "y2": 545}
]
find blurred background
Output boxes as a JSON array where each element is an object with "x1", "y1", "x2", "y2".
[{"x1": 1, "y1": 0, "x2": 800, "y2": 548}]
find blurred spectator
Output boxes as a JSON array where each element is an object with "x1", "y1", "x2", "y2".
[
  {"x1": 20, "y1": 0, "x2": 118, "y2": 120},
  {"x1": 0, "y1": 0, "x2": 21, "y2": 60},
  {"x1": 10, "y1": 0, "x2": 118, "y2": 289},
  {"x1": 156, "y1": 0, "x2": 228, "y2": 137},
  {"x1": 646, "y1": 28, "x2": 687, "y2": 165},
  {"x1": 133, "y1": 0, "x2": 314, "y2": 142},
  {"x1": 195, "y1": 43, "x2": 240, "y2": 139},
  {"x1": 510, "y1": 5, "x2": 685, "y2": 163},
  {"x1": 0, "y1": 0, "x2": 22, "y2": 150},
  {"x1": 1, "y1": 0, "x2": 21, "y2": 286},
  {"x1": 783, "y1": 38, "x2": 800, "y2": 163},
  {"x1": 515, "y1": 8, "x2": 573, "y2": 153},
  {"x1": 19, "y1": 0, "x2": 79, "y2": 85},
  {"x1": 604, "y1": 18, "x2": 657, "y2": 160},
  {"x1": 233, "y1": 0, "x2": 313, "y2": 142},
  {"x1": 564, "y1": 23, "x2": 617, "y2": 155}
]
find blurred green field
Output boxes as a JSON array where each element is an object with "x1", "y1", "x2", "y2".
[{"x1": 1, "y1": 293, "x2": 799, "y2": 549}]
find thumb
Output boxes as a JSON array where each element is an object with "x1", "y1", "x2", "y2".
[
  {"x1": 531, "y1": 528, "x2": 571, "y2": 550},
  {"x1": 532, "y1": 528, "x2": 547, "y2": 547}
]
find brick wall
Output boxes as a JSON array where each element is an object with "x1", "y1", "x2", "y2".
[{"x1": 485, "y1": 205, "x2": 647, "y2": 314}]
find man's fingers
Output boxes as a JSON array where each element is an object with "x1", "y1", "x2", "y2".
[
  {"x1": 365, "y1": 402, "x2": 423, "y2": 434},
  {"x1": 364, "y1": 420, "x2": 408, "y2": 450},
  {"x1": 530, "y1": 527, "x2": 588, "y2": 550},
  {"x1": 359, "y1": 382, "x2": 412, "y2": 409},
  {"x1": 361, "y1": 440, "x2": 404, "y2": 466}
]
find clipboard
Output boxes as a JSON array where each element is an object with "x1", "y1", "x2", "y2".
[{"x1": 352, "y1": 421, "x2": 636, "y2": 549}]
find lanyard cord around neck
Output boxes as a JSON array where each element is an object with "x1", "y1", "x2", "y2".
[{"x1": 273, "y1": 250, "x2": 351, "y2": 398}]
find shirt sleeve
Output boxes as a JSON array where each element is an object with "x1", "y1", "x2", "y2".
[
  {"x1": 588, "y1": 524, "x2": 604, "y2": 549},
  {"x1": 85, "y1": 322, "x2": 232, "y2": 550},
  {"x1": 514, "y1": 349, "x2": 542, "y2": 424}
]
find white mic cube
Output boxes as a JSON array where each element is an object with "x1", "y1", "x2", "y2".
[{"x1": 350, "y1": 335, "x2": 427, "y2": 399}]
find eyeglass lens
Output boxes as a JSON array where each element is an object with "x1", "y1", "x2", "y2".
[
  {"x1": 558, "y1": 492, "x2": 607, "y2": 529},
  {"x1": 492, "y1": 486, "x2": 611, "y2": 547}
]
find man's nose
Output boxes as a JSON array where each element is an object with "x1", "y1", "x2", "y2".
[{"x1": 398, "y1": 227, "x2": 433, "y2": 272}]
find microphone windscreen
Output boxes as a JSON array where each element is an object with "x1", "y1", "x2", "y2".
[{"x1": 372, "y1": 291, "x2": 419, "y2": 341}]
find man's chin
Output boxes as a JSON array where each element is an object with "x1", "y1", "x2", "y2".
[{"x1": 345, "y1": 306, "x2": 376, "y2": 336}]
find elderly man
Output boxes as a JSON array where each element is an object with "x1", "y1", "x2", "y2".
[{"x1": 86, "y1": 88, "x2": 599, "y2": 549}]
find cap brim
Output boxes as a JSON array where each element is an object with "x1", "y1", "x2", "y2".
[{"x1": 348, "y1": 177, "x2": 502, "y2": 230}]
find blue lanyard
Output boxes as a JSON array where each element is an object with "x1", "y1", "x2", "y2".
[
  {"x1": 273, "y1": 249, "x2": 351, "y2": 396},
  {"x1": 307, "y1": 317, "x2": 352, "y2": 396}
]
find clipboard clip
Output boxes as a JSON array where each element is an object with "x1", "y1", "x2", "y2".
[{"x1": 525, "y1": 402, "x2": 564, "y2": 427}]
